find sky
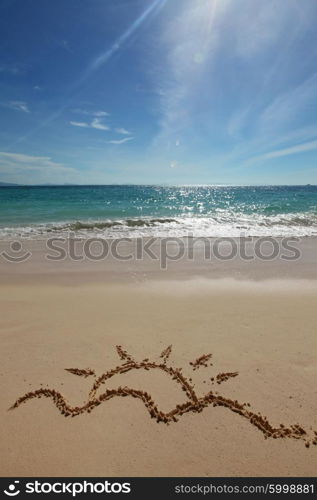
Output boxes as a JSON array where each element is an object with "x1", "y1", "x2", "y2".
[{"x1": 1, "y1": 0, "x2": 317, "y2": 185}]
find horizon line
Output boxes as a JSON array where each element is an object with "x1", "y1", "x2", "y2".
[{"x1": 0, "y1": 183, "x2": 316, "y2": 188}]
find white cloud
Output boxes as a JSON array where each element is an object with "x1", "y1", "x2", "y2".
[
  {"x1": 70, "y1": 121, "x2": 89, "y2": 128},
  {"x1": 93, "y1": 111, "x2": 109, "y2": 117},
  {"x1": 107, "y1": 137, "x2": 133, "y2": 145},
  {"x1": 253, "y1": 139, "x2": 317, "y2": 162},
  {"x1": 0, "y1": 152, "x2": 77, "y2": 184},
  {"x1": 91, "y1": 118, "x2": 110, "y2": 131},
  {"x1": 115, "y1": 127, "x2": 131, "y2": 135},
  {"x1": 7, "y1": 101, "x2": 30, "y2": 113},
  {"x1": 69, "y1": 117, "x2": 110, "y2": 131},
  {"x1": 72, "y1": 108, "x2": 109, "y2": 117},
  {"x1": 0, "y1": 152, "x2": 69, "y2": 169}
]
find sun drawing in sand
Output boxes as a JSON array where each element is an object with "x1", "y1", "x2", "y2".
[{"x1": 10, "y1": 345, "x2": 317, "y2": 448}]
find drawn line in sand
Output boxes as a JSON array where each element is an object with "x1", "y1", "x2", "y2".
[
  {"x1": 189, "y1": 353, "x2": 213, "y2": 370},
  {"x1": 10, "y1": 345, "x2": 317, "y2": 448}
]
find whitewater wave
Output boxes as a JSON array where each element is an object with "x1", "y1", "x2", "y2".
[{"x1": 0, "y1": 214, "x2": 317, "y2": 240}]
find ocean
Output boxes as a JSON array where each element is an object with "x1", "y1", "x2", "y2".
[{"x1": 0, "y1": 185, "x2": 316, "y2": 239}]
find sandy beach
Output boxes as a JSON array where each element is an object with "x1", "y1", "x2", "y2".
[
  {"x1": 0, "y1": 237, "x2": 316, "y2": 477},
  {"x1": 2, "y1": 0, "x2": 317, "y2": 483}
]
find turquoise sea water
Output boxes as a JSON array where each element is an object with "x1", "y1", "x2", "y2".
[{"x1": 0, "y1": 185, "x2": 316, "y2": 239}]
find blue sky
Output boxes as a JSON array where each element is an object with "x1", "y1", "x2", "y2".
[{"x1": 1, "y1": 0, "x2": 317, "y2": 185}]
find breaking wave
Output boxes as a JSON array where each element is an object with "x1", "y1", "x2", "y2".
[{"x1": 1, "y1": 213, "x2": 317, "y2": 240}]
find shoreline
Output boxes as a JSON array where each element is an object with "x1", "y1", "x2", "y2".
[{"x1": 1, "y1": 235, "x2": 317, "y2": 284}]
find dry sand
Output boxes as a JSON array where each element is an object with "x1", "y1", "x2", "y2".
[{"x1": 0, "y1": 239, "x2": 317, "y2": 476}]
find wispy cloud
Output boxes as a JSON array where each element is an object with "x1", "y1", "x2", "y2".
[
  {"x1": 5, "y1": 1, "x2": 165, "y2": 152},
  {"x1": 70, "y1": 113, "x2": 132, "y2": 137},
  {"x1": 73, "y1": 108, "x2": 109, "y2": 117},
  {"x1": 70, "y1": 118, "x2": 110, "y2": 131},
  {"x1": 6, "y1": 101, "x2": 30, "y2": 113},
  {"x1": 258, "y1": 71, "x2": 317, "y2": 133},
  {"x1": 252, "y1": 139, "x2": 317, "y2": 162},
  {"x1": 227, "y1": 107, "x2": 251, "y2": 139},
  {"x1": 0, "y1": 152, "x2": 76, "y2": 184},
  {"x1": 107, "y1": 137, "x2": 133, "y2": 145},
  {"x1": 154, "y1": 0, "x2": 229, "y2": 144},
  {"x1": 93, "y1": 111, "x2": 109, "y2": 117},
  {"x1": 0, "y1": 152, "x2": 67, "y2": 169},
  {"x1": 70, "y1": 121, "x2": 89, "y2": 128},
  {"x1": 91, "y1": 118, "x2": 110, "y2": 131},
  {"x1": 80, "y1": 0, "x2": 167, "y2": 83},
  {"x1": 232, "y1": 1, "x2": 292, "y2": 59},
  {"x1": 153, "y1": 0, "x2": 316, "y2": 153},
  {"x1": 115, "y1": 127, "x2": 131, "y2": 135}
]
